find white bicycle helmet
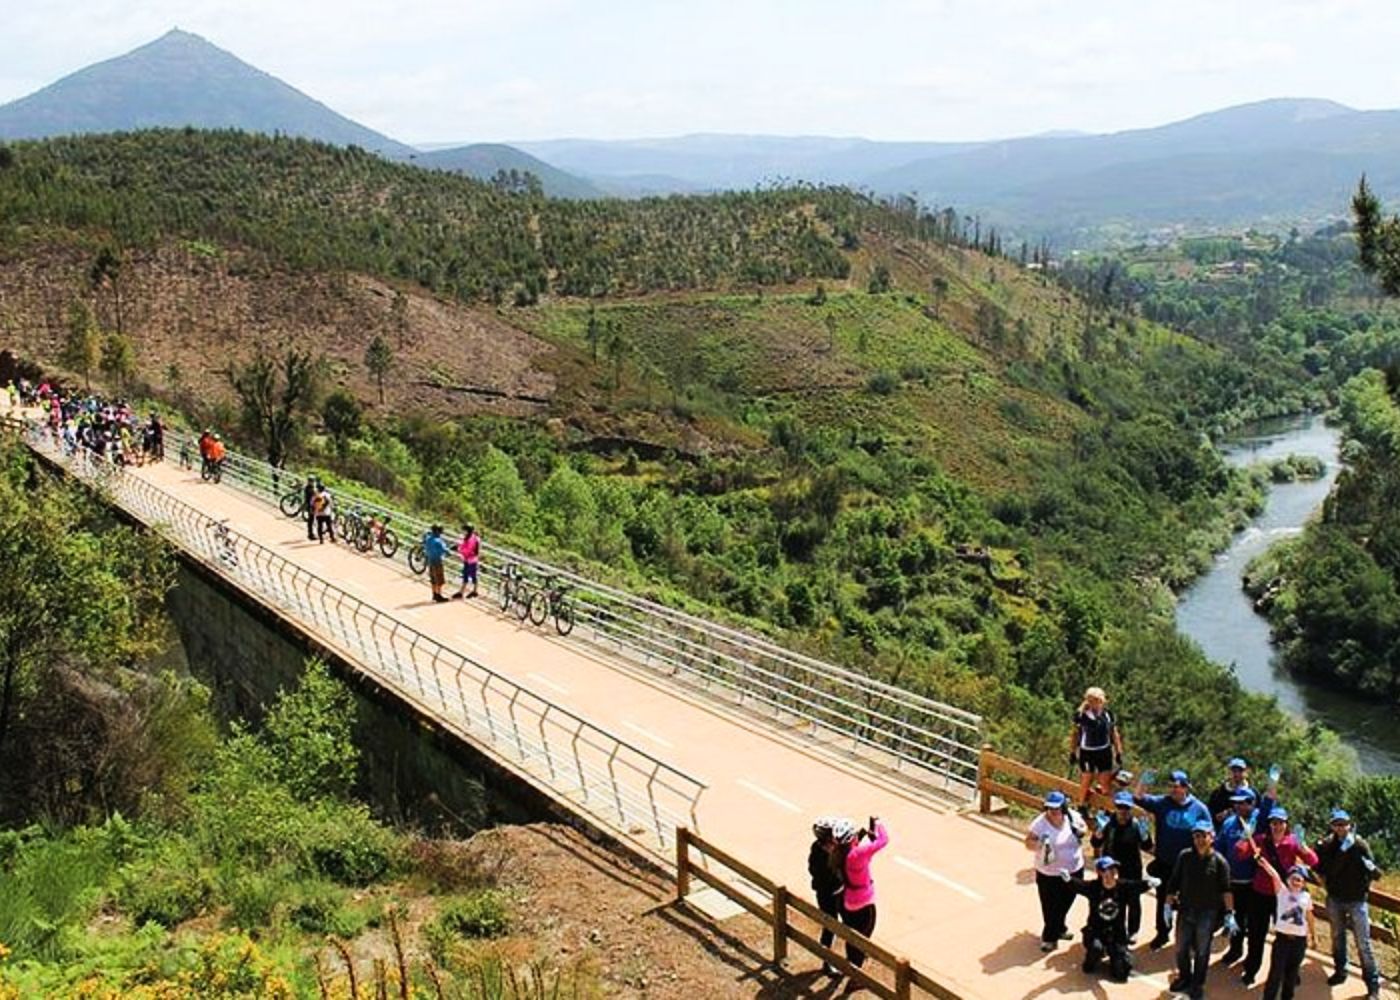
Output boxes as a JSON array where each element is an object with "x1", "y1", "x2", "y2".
[{"x1": 830, "y1": 817, "x2": 857, "y2": 844}]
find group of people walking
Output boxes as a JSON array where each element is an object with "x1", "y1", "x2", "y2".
[
  {"x1": 1027, "y1": 687, "x2": 1384, "y2": 999},
  {"x1": 17, "y1": 381, "x2": 166, "y2": 468}
]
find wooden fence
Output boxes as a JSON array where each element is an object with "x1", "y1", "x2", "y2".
[
  {"x1": 675, "y1": 827, "x2": 963, "y2": 1000},
  {"x1": 975, "y1": 745, "x2": 1400, "y2": 946}
]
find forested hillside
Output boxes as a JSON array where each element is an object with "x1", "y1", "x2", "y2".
[{"x1": 0, "y1": 128, "x2": 1392, "y2": 865}]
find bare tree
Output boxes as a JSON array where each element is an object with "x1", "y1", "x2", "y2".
[{"x1": 225, "y1": 344, "x2": 323, "y2": 466}]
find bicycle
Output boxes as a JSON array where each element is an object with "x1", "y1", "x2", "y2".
[
  {"x1": 200, "y1": 456, "x2": 225, "y2": 484},
  {"x1": 210, "y1": 518, "x2": 239, "y2": 568},
  {"x1": 355, "y1": 512, "x2": 399, "y2": 557},
  {"x1": 498, "y1": 563, "x2": 534, "y2": 621},
  {"x1": 529, "y1": 575, "x2": 576, "y2": 636},
  {"x1": 407, "y1": 541, "x2": 427, "y2": 575},
  {"x1": 279, "y1": 487, "x2": 305, "y2": 518}
]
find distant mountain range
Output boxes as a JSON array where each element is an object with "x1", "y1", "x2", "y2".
[{"x1": 2, "y1": 31, "x2": 1398, "y2": 241}]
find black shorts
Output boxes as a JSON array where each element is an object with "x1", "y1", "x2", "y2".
[{"x1": 1078, "y1": 747, "x2": 1114, "y2": 773}]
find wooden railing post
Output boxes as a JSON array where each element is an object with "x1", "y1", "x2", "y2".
[
  {"x1": 676, "y1": 826, "x2": 690, "y2": 900},
  {"x1": 895, "y1": 957, "x2": 911, "y2": 1000},
  {"x1": 978, "y1": 743, "x2": 994, "y2": 813},
  {"x1": 772, "y1": 885, "x2": 789, "y2": 964}
]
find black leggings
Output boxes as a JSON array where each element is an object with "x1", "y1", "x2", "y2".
[
  {"x1": 841, "y1": 902, "x2": 877, "y2": 967},
  {"x1": 1035, "y1": 869, "x2": 1081, "y2": 943},
  {"x1": 816, "y1": 891, "x2": 840, "y2": 950}
]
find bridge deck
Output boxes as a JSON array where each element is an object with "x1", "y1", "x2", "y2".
[{"x1": 95, "y1": 456, "x2": 1357, "y2": 998}]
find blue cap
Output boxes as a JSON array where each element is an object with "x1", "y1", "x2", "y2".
[
  {"x1": 1192, "y1": 820, "x2": 1215, "y2": 834},
  {"x1": 1330, "y1": 809, "x2": 1351, "y2": 823},
  {"x1": 1170, "y1": 769, "x2": 1190, "y2": 785},
  {"x1": 1288, "y1": 865, "x2": 1310, "y2": 880},
  {"x1": 1113, "y1": 791, "x2": 1134, "y2": 808},
  {"x1": 1095, "y1": 856, "x2": 1120, "y2": 870},
  {"x1": 1044, "y1": 790, "x2": 1068, "y2": 809},
  {"x1": 1228, "y1": 757, "x2": 1248, "y2": 770},
  {"x1": 1229, "y1": 788, "x2": 1257, "y2": 804},
  {"x1": 1268, "y1": 808, "x2": 1289, "y2": 822}
]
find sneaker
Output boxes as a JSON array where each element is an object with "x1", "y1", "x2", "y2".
[
  {"x1": 1326, "y1": 972, "x2": 1347, "y2": 986},
  {"x1": 1167, "y1": 978, "x2": 1188, "y2": 994},
  {"x1": 432, "y1": 594, "x2": 448, "y2": 603},
  {"x1": 1126, "y1": 934, "x2": 1138, "y2": 946},
  {"x1": 1059, "y1": 931, "x2": 1074, "y2": 941},
  {"x1": 1039, "y1": 941, "x2": 1055, "y2": 952},
  {"x1": 1219, "y1": 948, "x2": 1242, "y2": 966},
  {"x1": 1240, "y1": 973, "x2": 1254, "y2": 987},
  {"x1": 1148, "y1": 933, "x2": 1170, "y2": 951}
]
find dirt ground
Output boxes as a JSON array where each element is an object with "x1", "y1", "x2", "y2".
[{"x1": 465, "y1": 823, "x2": 858, "y2": 1000}]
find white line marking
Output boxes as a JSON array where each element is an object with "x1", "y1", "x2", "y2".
[
  {"x1": 622, "y1": 720, "x2": 674, "y2": 748},
  {"x1": 527, "y1": 672, "x2": 570, "y2": 696},
  {"x1": 452, "y1": 633, "x2": 491, "y2": 655},
  {"x1": 892, "y1": 855, "x2": 984, "y2": 901},
  {"x1": 736, "y1": 778, "x2": 801, "y2": 813}
]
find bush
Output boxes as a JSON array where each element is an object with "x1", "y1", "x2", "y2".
[
  {"x1": 866, "y1": 371, "x2": 899, "y2": 396},
  {"x1": 226, "y1": 865, "x2": 290, "y2": 932},
  {"x1": 424, "y1": 891, "x2": 510, "y2": 961},
  {"x1": 115, "y1": 836, "x2": 211, "y2": 927},
  {"x1": 305, "y1": 801, "x2": 400, "y2": 885}
]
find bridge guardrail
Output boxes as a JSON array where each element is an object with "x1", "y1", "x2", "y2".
[
  {"x1": 168, "y1": 428, "x2": 985, "y2": 795},
  {"x1": 22, "y1": 425, "x2": 707, "y2": 858}
]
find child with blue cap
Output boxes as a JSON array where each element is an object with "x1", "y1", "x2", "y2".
[{"x1": 1061, "y1": 855, "x2": 1161, "y2": 981}]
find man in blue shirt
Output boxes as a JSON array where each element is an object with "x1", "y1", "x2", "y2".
[
  {"x1": 1135, "y1": 769, "x2": 1213, "y2": 949},
  {"x1": 423, "y1": 524, "x2": 450, "y2": 602},
  {"x1": 1215, "y1": 786, "x2": 1275, "y2": 966}
]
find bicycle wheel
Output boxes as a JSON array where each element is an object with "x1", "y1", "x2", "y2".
[
  {"x1": 334, "y1": 511, "x2": 350, "y2": 540},
  {"x1": 378, "y1": 528, "x2": 399, "y2": 559},
  {"x1": 212, "y1": 462, "x2": 223, "y2": 484},
  {"x1": 200, "y1": 462, "x2": 212, "y2": 482},
  {"x1": 279, "y1": 490, "x2": 303, "y2": 518},
  {"x1": 554, "y1": 600, "x2": 575, "y2": 636},
  {"x1": 512, "y1": 583, "x2": 534, "y2": 621},
  {"x1": 527, "y1": 591, "x2": 549, "y2": 627},
  {"x1": 407, "y1": 544, "x2": 426, "y2": 575},
  {"x1": 354, "y1": 524, "x2": 373, "y2": 552},
  {"x1": 498, "y1": 577, "x2": 513, "y2": 611}
]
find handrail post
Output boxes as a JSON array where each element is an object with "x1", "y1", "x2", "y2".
[
  {"x1": 895, "y1": 957, "x2": 911, "y2": 1000},
  {"x1": 978, "y1": 742, "x2": 994, "y2": 814},
  {"x1": 675, "y1": 827, "x2": 690, "y2": 899},
  {"x1": 772, "y1": 884, "x2": 789, "y2": 965}
]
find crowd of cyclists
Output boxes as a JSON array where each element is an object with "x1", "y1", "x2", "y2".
[{"x1": 1017, "y1": 686, "x2": 1384, "y2": 999}]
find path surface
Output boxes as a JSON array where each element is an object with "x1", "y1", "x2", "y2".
[{"x1": 103, "y1": 455, "x2": 1376, "y2": 998}]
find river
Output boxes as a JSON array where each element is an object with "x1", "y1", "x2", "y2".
[{"x1": 1174, "y1": 415, "x2": 1400, "y2": 775}]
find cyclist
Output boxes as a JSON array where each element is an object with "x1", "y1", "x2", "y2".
[
  {"x1": 204, "y1": 433, "x2": 226, "y2": 477},
  {"x1": 453, "y1": 524, "x2": 480, "y2": 599}
]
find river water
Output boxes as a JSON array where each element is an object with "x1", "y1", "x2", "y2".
[{"x1": 1174, "y1": 415, "x2": 1400, "y2": 775}]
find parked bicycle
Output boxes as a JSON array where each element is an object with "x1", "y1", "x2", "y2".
[
  {"x1": 210, "y1": 518, "x2": 239, "y2": 568},
  {"x1": 529, "y1": 574, "x2": 576, "y2": 636},
  {"x1": 355, "y1": 512, "x2": 399, "y2": 557},
  {"x1": 335, "y1": 505, "x2": 366, "y2": 545},
  {"x1": 278, "y1": 487, "x2": 305, "y2": 518},
  {"x1": 498, "y1": 563, "x2": 534, "y2": 621}
]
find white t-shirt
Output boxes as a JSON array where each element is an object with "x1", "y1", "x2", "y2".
[
  {"x1": 1274, "y1": 887, "x2": 1310, "y2": 937},
  {"x1": 1029, "y1": 812, "x2": 1086, "y2": 876}
]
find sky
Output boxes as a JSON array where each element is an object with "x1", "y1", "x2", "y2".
[{"x1": 2, "y1": 0, "x2": 1399, "y2": 144}]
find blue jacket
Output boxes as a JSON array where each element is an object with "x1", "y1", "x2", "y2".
[
  {"x1": 1135, "y1": 792, "x2": 1212, "y2": 865},
  {"x1": 1217, "y1": 795, "x2": 1274, "y2": 883},
  {"x1": 422, "y1": 532, "x2": 449, "y2": 564}
]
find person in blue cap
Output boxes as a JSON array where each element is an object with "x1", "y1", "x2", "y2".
[
  {"x1": 1165, "y1": 820, "x2": 1236, "y2": 1000},
  {"x1": 1253, "y1": 854, "x2": 1315, "y2": 1000},
  {"x1": 1062, "y1": 856, "x2": 1161, "y2": 982},
  {"x1": 1215, "y1": 786, "x2": 1271, "y2": 966},
  {"x1": 1235, "y1": 806, "x2": 1318, "y2": 987},
  {"x1": 1134, "y1": 768, "x2": 1212, "y2": 949},
  {"x1": 1023, "y1": 789, "x2": 1087, "y2": 952},
  {"x1": 1090, "y1": 790, "x2": 1152, "y2": 943},
  {"x1": 1313, "y1": 808, "x2": 1382, "y2": 999},
  {"x1": 1207, "y1": 756, "x2": 1253, "y2": 825}
]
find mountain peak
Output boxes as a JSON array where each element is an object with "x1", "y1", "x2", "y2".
[{"x1": 0, "y1": 30, "x2": 414, "y2": 158}]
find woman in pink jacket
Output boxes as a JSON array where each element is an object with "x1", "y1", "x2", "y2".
[{"x1": 833, "y1": 816, "x2": 889, "y2": 968}]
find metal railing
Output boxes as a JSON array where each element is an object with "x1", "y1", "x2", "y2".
[
  {"x1": 21, "y1": 425, "x2": 707, "y2": 857},
  {"x1": 165, "y1": 427, "x2": 986, "y2": 794}
]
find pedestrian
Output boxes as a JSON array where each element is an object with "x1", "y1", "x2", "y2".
[
  {"x1": 1254, "y1": 855, "x2": 1314, "y2": 1000},
  {"x1": 1165, "y1": 820, "x2": 1237, "y2": 1000},
  {"x1": 1314, "y1": 808, "x2": 1382, "y2": 999},
  {"x1": 453, "y1": 524, "x2": 480, "y2": 599},
  {"x1": 1216, "y1": 787, "x2": 1272, "y2": 967},
  {"x1": 808, "y1": 817, "x2": 844, "y2": 975},
  {"x1": 1090, "y1": 790, "x2": 1153, "y2": 944},
  {"x1": 834, "y1": 815, "x2": 888, "y2": 969},
  {"x1": 1069, "y1": 686, "x2": 1123, "y2": 808},
  {"x1": 302, "y1": 474, "x2": 317, "y2": 541},
  {"x1": 1024, "y1": 790, "x2": 1086, "y2": 952},
  {"x1": 1235, "y1": 807, "x2": 1318, "y2": 988},
  {"x1": 423, "y1": 524, "x2": 450, "y2": 602},
  {"x1": 313, "y1": 481, "x2": 336, "y2": 544},
  {"x1": 1063, "y1": 856, "x2": 1160, "y2": 982},
  {"x1": 1207, "y1": 757, "x2": 1253, "y2": 825},
  {"x1": 1134, "y1": 769, "x2": 1212, "y2": 949}
]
